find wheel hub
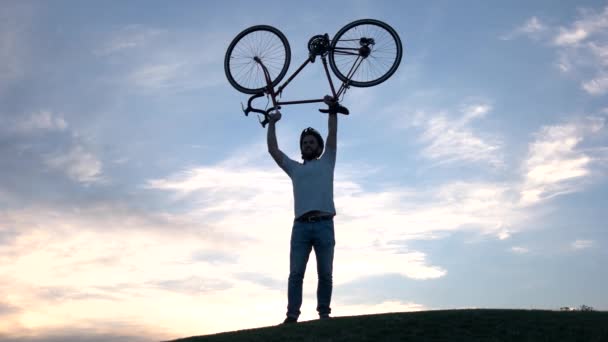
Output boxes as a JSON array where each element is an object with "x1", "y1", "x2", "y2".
[
  {"x1": 359, "y1": 37, "x2": 374, "y2": 58},
  {"x1": 359, "y1": 45, "x2": 371, "y2": 58}
]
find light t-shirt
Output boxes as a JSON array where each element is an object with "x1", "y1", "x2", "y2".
[{"x1": 277, "y1": 147, "x2": 336, "y2": 219}]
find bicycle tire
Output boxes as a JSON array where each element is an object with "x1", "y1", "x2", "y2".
[
  {"x1": 329, "y1": 19, "x2": 403, "y2": 87},
  {"x1": 224, "y1": 25, "x2": 291, "y2": 94}
]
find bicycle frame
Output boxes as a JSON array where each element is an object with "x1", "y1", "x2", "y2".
[{"x1": 242, "y1": 40, "x2": 366, "y2": 127}]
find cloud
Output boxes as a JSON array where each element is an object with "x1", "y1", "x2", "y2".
[
  {"x1": 93, "y1": 25, "x2": 164, "y2": 56},
  {"x1": 507, "y1": 7, "x2": 608, "y2": 95},
  {"x1": 0, "y1": 120, "x2": 601, "y2": 339},
  {"x1": 2, "y1": 327, "x2": 159, "y2": 342},
  {"x1": 0, "y1": 202, "x2": 260, "y2": 338},
  {"x1": 94, "y1": 25, "x2": 229, "y2": 93},
  {"x1": 150, "y1": 276, "x2": 233, "y2": 295},
  {"x1": 0, "y1": 301, "x2": 20, "y2": 316},
  {"x1": 571, "y1": 239, "x2": 594, "y2": 250},
  {"x1": 146, "y1": 149, "x2": 532, "y2": 284},
  {"x1": 398, "y1": 103, "x2": 502, "y2": 167},
  {"x1": 553, "y1": 7, "x2": 608, "y2": 46},
  {"x1": 556, "y1": 5, "x2": 608, "y2": 95},
  {"x1": 511, "y1": 246, "x2": 529, "y2": 254},
  {"x1": 582, "y1": 74, "x2": 608, "y2": 94},
  {"x1": 11, "y1": 111, "x2": 68, "y2": 133},
  {"x1": 335, "y1": 300, "x2": 427, "y2": 316},
  {"x1": 44, "y1": 145, "x2": 103, "y2": 184},
  {"x1": 501, "y1": 16, "x2": 547, "y2": 40},
  {"x1": 552, "y1": 6, "x2": 608, "y2": 94},
  {"x1": 0, "y1": 110, "x2": 108, "y2": 201},
  {"x1": 519, "y1": 117, "x2": 605, "y2": 206}
]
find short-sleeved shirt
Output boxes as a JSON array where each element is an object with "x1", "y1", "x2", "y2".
[{"x1": 277, "y1": 147, "x2": 336, "y2": 219}]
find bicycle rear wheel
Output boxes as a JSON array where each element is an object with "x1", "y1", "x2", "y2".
[
  {"x1": 224, "y1": 25, "x2": 291, "y2": 94},
  {"x1": 329, "y1": 19, "x2": 402, "y2": 87}
]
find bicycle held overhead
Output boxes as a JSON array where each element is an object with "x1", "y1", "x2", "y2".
[{"x1": 224, "y1": 19, "x2": 403, "y2": 127}]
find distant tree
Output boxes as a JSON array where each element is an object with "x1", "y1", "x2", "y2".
[{"x1": 579, "y1": 305, "x2": 595, "y2": 312}]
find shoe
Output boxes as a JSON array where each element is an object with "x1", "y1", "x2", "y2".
[
  {"x1": 319, "y1": 314, "x2": 331, "y2": 320},
  {"x1": 282, "y1": 316, "x2": 297, "y2": 324}
]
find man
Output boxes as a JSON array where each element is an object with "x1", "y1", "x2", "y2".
[{"x1": 267, "y1": 96, "x2": 345, "y2": 324}]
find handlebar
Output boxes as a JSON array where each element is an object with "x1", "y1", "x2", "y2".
[
  {"x1": 242, "y1": 92, "x2": 348, "y2": 128},
  {"x1": 241, "y1": 92, "x2": 281, "y2": 128}
]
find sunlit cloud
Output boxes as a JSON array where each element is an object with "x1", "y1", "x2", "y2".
[
  {"x1": 553, "y1": 7, "x2": 608, "y2": 94},
  {"x1": 582, "y1": 74, "x2": 608, "y2": 95},
  {"x1": 406, "y1": 104, "x2": 502, "y2": 167},
  {"x1": 382, "y1": 98, "x2": 502, "y2": 168},
  {"x1": 507, "y1": 7, "x2": 608, "y2": 95},
  {"x1": 553, "y1": 7, "x2": 608, "y2": 46},
  {"x1": 519, "y1": 117, "x2": 605, "y2": 206},
  {"x1": 335, "y1": 300, "x2": 427, "y2": 317},
  {"x1": 2, "y1": 3, "x2": 608, "y2": 341}
]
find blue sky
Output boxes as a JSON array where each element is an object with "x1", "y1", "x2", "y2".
[{"x1": 1, "y1": 0, "x2": 607, "y2": 341}]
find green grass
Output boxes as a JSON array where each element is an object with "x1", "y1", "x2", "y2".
[{"x1": 166, "y1": 309, "x2": 608, "y2": 342}]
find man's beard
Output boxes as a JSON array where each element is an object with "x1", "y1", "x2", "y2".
[{"x1": 303, "y1": 148, "x2": 319, "y2": 160}]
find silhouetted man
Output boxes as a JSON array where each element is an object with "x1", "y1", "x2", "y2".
[{"x1": 267, "y1": 96, "x2": 344, "y2": 324}]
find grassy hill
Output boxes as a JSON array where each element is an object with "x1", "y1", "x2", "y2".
[{"x1": 167, "y1": 309, "x2": 608, "y2": 342}]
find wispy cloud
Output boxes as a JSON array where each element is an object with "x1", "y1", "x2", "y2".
[
  {"x1": 95, "y1": 25, "x2": 229, "y2": 93},
  {"x1": 555, "y1": 7, "x2": 608, "y2": 95},
  {"x1": 571, "y1": 239, "x2": 594, "y2": 250},
  {"x1": 506, "y1": 7, "x2": 608, "y2": 95},
  {"x1": 582, "y1": 74, "x2": 608, "y2": 95},
  {"x1": 501, "y1": 16, "x2": 547, "y2": 40},
  {"x1": 45, "y1": 145, "x2": 103, "y2": 184},
  {"x1": 511, "y1": 246, "x2": 529, "y2": 254},
  {"x1": 553, "y1": 7, "x2": 608, "y2": 46},
  {"x1": 519, "y1": 117, "x2": 605, "y2": 206},
  {"x1": 11, "y1": 111, "x2": 68, "y2": 133},
  {"x1": 93, "y1": 25, "x2": 164, "y2": 56},
  {"x1": 398, "y1": 102, "x2": 502, "y2": 167}
]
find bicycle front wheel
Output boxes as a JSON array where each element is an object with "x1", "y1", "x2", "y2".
[
  {"x1": 329, "y1": 19, "x2": 403, "y2": 87},
  {"x1": 224, "y1": 25, "x2": 291, "y2": 94}
]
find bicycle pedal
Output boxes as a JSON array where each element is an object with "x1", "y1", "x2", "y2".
[{"x1": 241, "y1": 102, "x2": 249, "y2": 116}]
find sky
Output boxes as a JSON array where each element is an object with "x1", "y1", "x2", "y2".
[{"x1": 1, "y1": 0, "x2": 607, "y2": 341}]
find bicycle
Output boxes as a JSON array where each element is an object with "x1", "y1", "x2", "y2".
[{"x1": 224, "y1": 19, "x2": 403, "y2": 127}]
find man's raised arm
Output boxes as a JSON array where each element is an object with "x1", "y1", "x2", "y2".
[
  {"x1": 326, "y1": 112, "x2": 337, "y2": 151},
  {"x1": 267, "y1": 112, "x2": 283, "y2": 165},
  {"x1": 324, "y1": 96, "x2": 338, "y2": 151}
]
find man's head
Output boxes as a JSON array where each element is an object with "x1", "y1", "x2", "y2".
[{"x1": 300, "y1": 127, "x2": 324, "y2": 161}]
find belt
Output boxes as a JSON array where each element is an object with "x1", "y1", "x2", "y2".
[{"x1": 295, "y1": 215, "x2": 334, "y2": 223}]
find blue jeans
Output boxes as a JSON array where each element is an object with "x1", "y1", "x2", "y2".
[{"x1": 286, "y1": 218, "x2": 335, "y2": 319}]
